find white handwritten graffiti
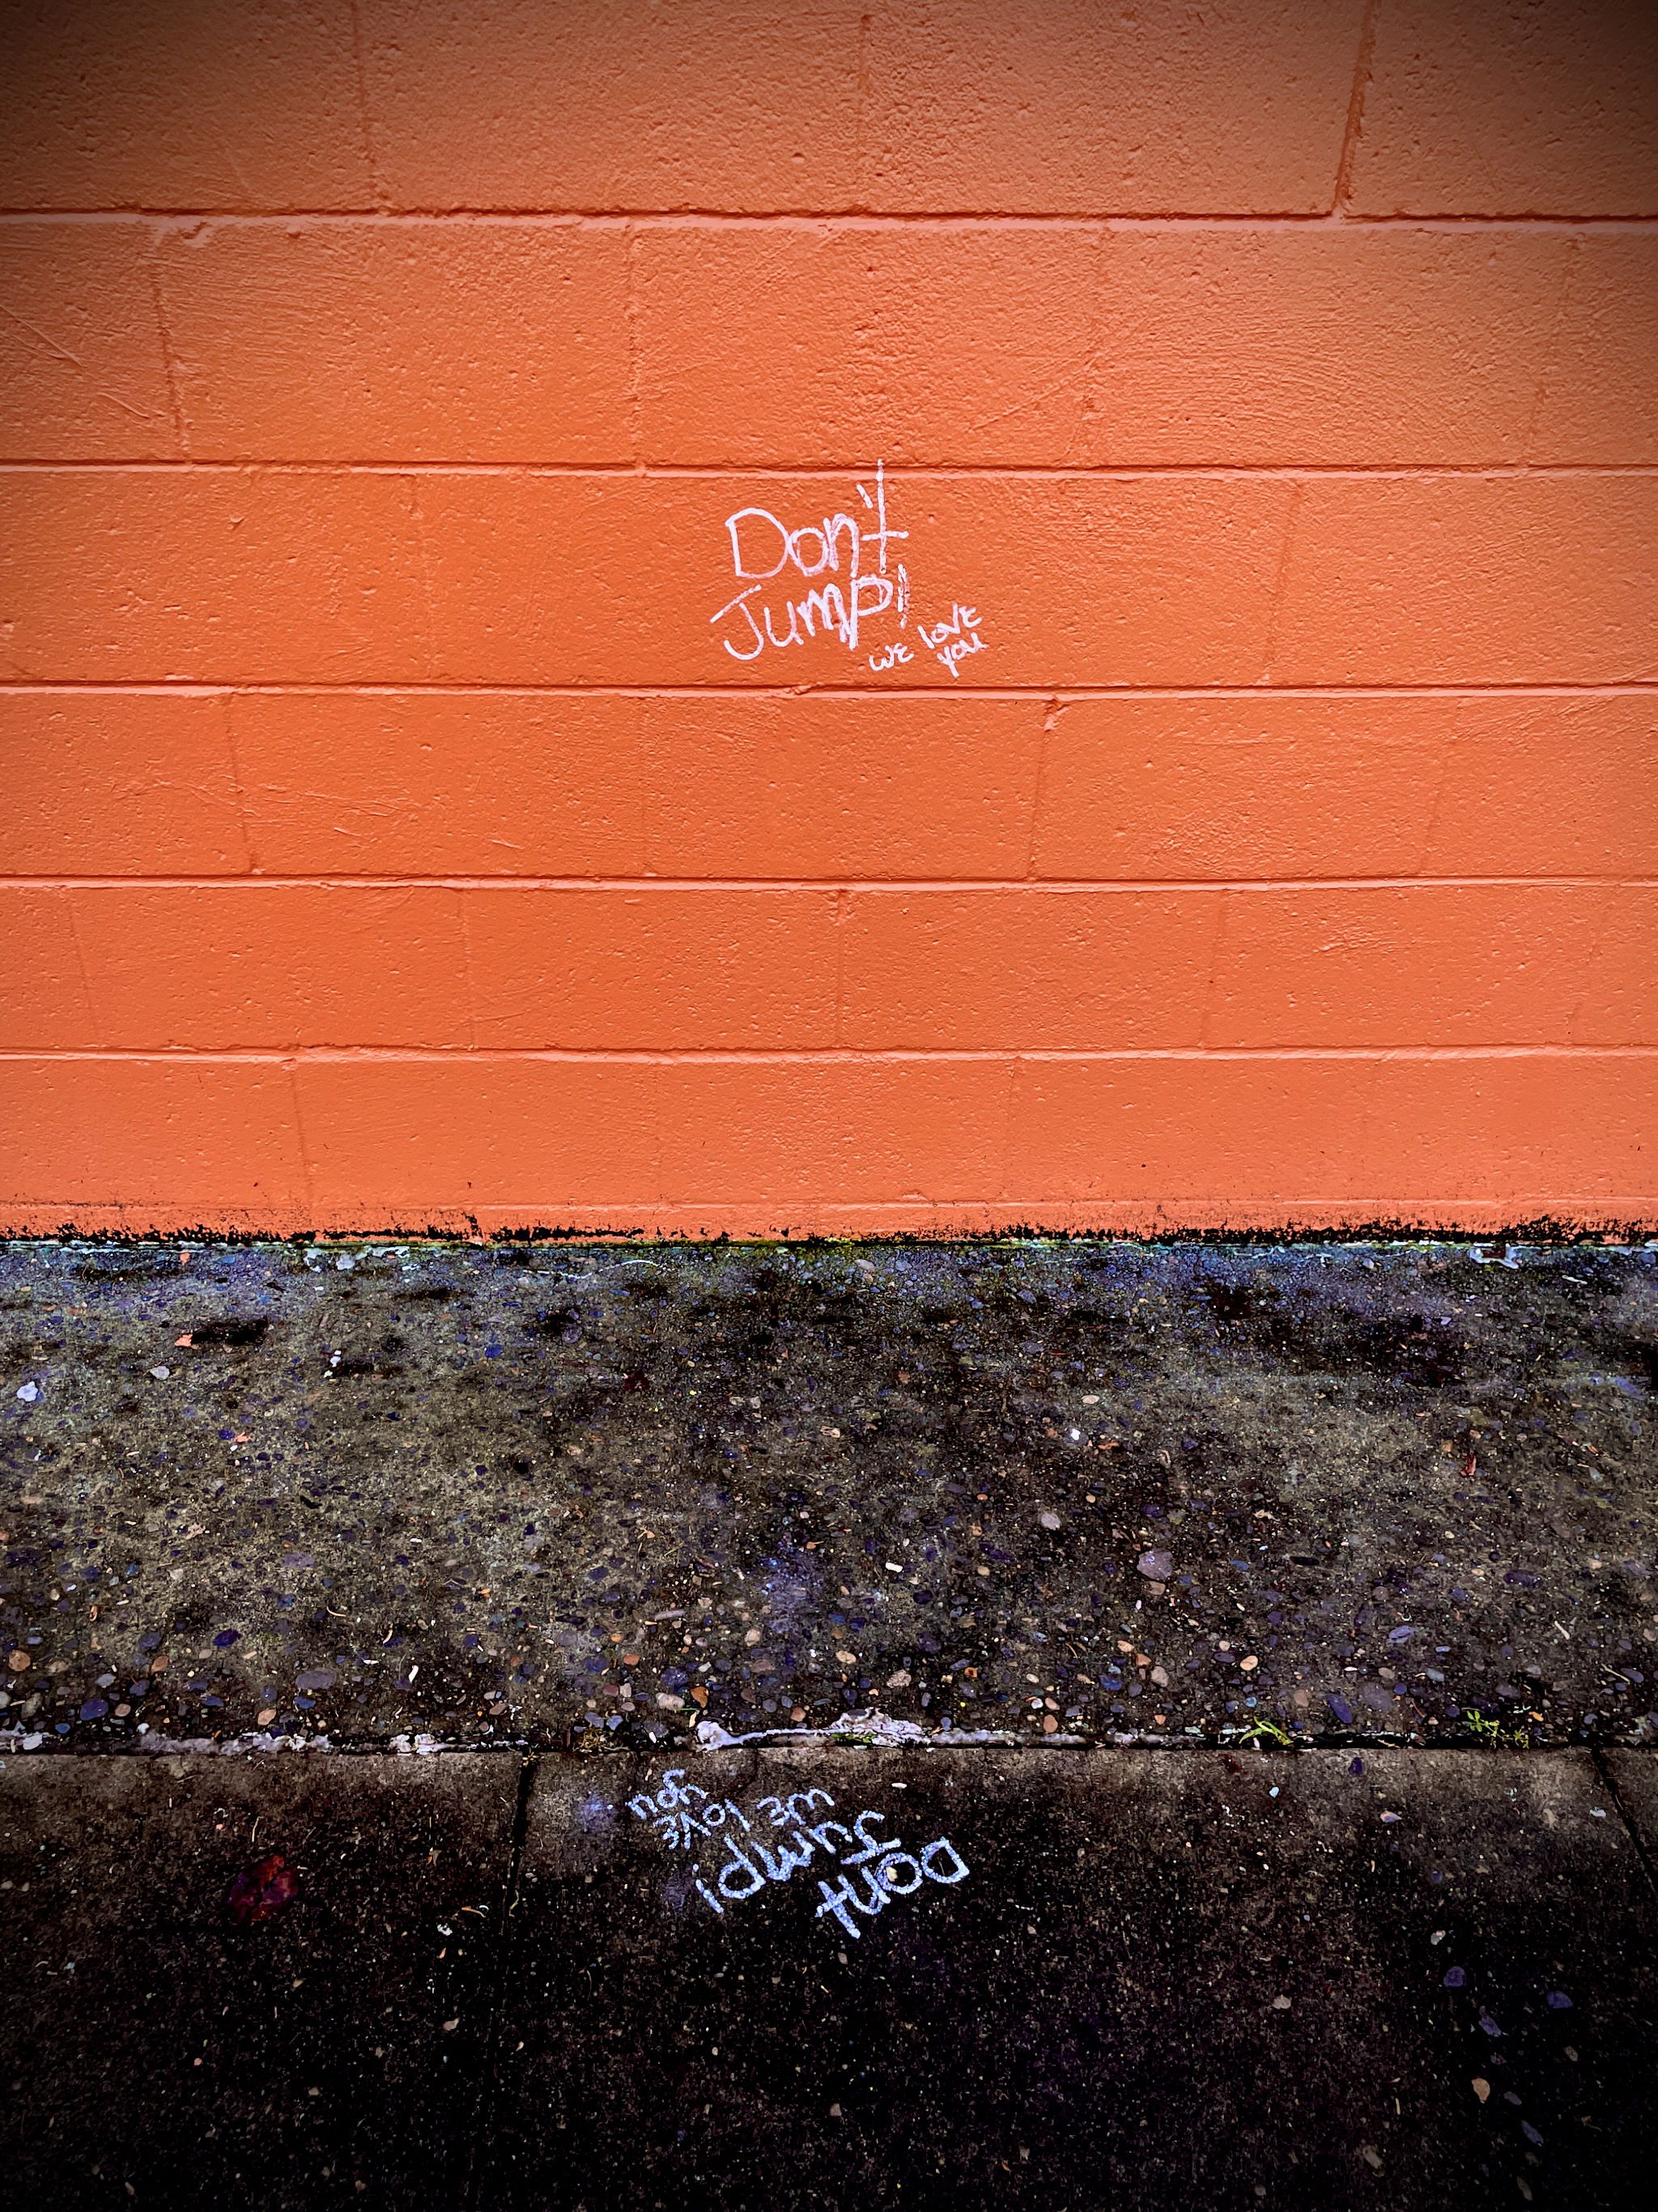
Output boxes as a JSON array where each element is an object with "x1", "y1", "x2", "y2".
[
  {"x1": 707, "y1": 462, "x2": 988, "y2": 678},
  {"x1": 916, "y1": 601, "x2": 986, "y2": 678},
  {"x1": 625, "y1": 1768, "x2": 970, "y2": 1939},
  {"x1": 806, "y1": 1810, "x2": 970, "y2": 1942}
]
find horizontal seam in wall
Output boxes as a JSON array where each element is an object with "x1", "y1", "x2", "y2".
[
  {"x1": 8, "y1": 1206, "x2": 1652, "y2": 1227},
  {"x1": 4, "y1": 211, "x2": 1656, "y2": 230},
  {"x1": 11, "y1": 877, "x2": 1656, "y2": 892},
  {"x1": 4, "y1": 1048, "x2": 1652, "y2": 1066},
  {"x1": 6, "y1": 462, "x2": 1656, "y2": 479},
  {"x1": 4, "y1": 683, "x2": 1656, "y2": 700},
  {"x1": 11, "y1": 1197, "x2": 1650, "y2": 1209}
]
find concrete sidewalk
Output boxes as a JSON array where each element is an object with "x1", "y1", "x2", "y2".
[
  {"x1": 2, "y1": 1239, "x2": 1653, "y2": 1754},
  {"x1": 2, "y1": 1745, "x2": 1656, "y2": 2210},
  {"x1": 2, "y1": 1238, "x2": 1655, "y2": 2207}
]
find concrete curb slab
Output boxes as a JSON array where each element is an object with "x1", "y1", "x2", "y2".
[
  {"x1": 1, "y1": 1746, "x2": 1652, "y2": 2210},
  {"x1": 0, "y1": 1753, "x2": 519, "y2": 2210},
  {"x1": 2, "y1": 1239, "x2": 1653, "y2": 1754},
  {"x1": 484, "y1": 1746, "x2": 1657, "y2": 2210}
]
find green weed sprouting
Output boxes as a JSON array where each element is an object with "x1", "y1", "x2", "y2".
[
  {"x1": 1463, "y1": 1710, "x2": 1529, "y2": 1748},
  {"x1": 1235, "y1": 1716, "x2": 1295, "y2": 1748}
]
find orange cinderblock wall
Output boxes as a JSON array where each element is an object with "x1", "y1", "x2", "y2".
[{"x1": 2, "y1": 0, "x2": 1655, "y2": 1236}]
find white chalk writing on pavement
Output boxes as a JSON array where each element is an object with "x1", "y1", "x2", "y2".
[
  {"x1": 625, "y1": 1768, "x2": 970, "y2": 1940},
  {"x1": 707, "y1": 462, "x2": 988, "y2": 678}
]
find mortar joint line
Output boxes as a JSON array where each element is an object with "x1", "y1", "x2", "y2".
[
  {"x1": 11, "y1": 873, "x2": 1658, "y2": 891},
  {"x1": 3, "y1": 681, "x2": 1656, "y2": 700},
  {"x1": 8, "y1": 208, "x2": 1658, "y2": 228},
  {"x1": 8, "y1": 460, "x2": 1658, "y2": 479},
  {"x1": 9, "y1": 1044, "x2": 1652, "y2": 1066},
  {"x1": 464, "y1": 1752, "x2": 539, "y2": 2211},
  {"x1": 1591, "y1": 1746, "x2": 1658, "y2": 1896}
]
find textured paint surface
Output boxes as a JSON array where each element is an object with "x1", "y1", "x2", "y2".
[{"x1": 1, "y1": 0, "x2": 1655, "y2": 1234}]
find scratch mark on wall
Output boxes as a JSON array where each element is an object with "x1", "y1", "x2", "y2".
[
  {"x1": 0, "y1": 302, "x2": 81, "y2": 370},
  {"x1": 1258, "y1": 481, "x2": 1305, "y2": 686},
  {"x1": 207, "y1": 127, "x2": 254, "y2": 204},
  {"x1": 145, "y1": 232, "x2": 190, "y2": 454},
  {"x1": 1563, "y1": 887, "x2": 1614, "y2": 1045},
  {"x1": 624, "y1": 223, "x2": 645, "y2": 467},
  {"x1": 631, "y1": 693, "x2": 653, "y2": 877},
  {"x1": 1333, "y1": 0, "x2": 1380, "y2": 215},
  {"x1": 346, "y1": 0, "x2": 388, "y2": 211},
  {"x1": 983, "y1": 1039, "x2": 1015, "y2": 1208},
  {"x1": 404, "y1": 474, "x2": 441, "y2": 679},
  {"x1": 62, "y1": 887, "x2": 103, "y2": 1048},
  {"x1": 1069, "y1": 223, "x2": 1112, "y2": 468},
  {"x1": 457, "y1": 886, "x2": 482, "y2": 1052},
  {"x1": 833, "y1": 886, "x2": 848, "y2": 1048},
  {"x1": 1026, "y1": 696, "x2": 1058, "y2": 880},
  {"x1": 854, "y1": 11, "x2": 874, "y2": 212},
  {"x1": 1523, "y1": 238, "x2": 1581, "y2": 465},
  {"x1": 0, "y1": 302, "x2": 151, "y2": 419},
  {"x1": 218, "y1": 691, "x2": 260, "y2": 874},
  {"x1": 1414, "y1": 713, "x2": 1460, "y2": 878},
  {"x1": 1199, "y1": 891, "x2": 1232, "y2": 1052},
  {"x1": 287, "y1": 1057, "x2": 317, "y2": 1219}
]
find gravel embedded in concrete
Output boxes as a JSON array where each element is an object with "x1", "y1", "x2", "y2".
[{"x1": 1, "y1": 1238, "x2": 1653, "y2": 1752}]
